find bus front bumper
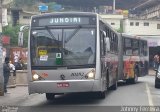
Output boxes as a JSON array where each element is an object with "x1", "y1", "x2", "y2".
[{"x1": 28, "y1": 80, "x2": 102, "y2": 94}]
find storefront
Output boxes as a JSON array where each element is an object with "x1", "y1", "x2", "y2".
[{"x1": 147, "y1": 38, "x2": 160, "y2": 68}]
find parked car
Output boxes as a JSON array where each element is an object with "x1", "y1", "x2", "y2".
[{"x1": 155, "y1": 65, "x2": 160, "y2": 88}]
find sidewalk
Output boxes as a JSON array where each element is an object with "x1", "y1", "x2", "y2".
[
  {"x1": 0, "y1": 86, "x2": 28, "y2": 105},
  {"x1": 148, "y1": 69, "x2": 156, "y2": 76}
]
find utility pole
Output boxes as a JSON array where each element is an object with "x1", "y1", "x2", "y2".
[
  {"x1": 0, "y1": 0, "x2": 4, "y2": 96},
  {"x1": 113, "y1": 0, "x2": 115, "y2": 14},
  {"x1": 0, "y1": 0, "x2": 2, "y2": 30}
]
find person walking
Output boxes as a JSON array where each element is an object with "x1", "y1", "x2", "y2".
[
  {"x1": 16, "y1": 58, "x2": 25, "y2": 70},
  {"x1": 154, "y1": 54, "x2": 159, "y2": 70},
  {"x1": 9, "y1": 61, "x2": 16, "y2": 76},
  {"x1": 3, "y1": 57, "x2": 11, "y2": 94}
]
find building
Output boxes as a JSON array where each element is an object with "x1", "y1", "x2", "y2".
[
  {"x1": 101, "y1": 14, "x2": 160, "y2": 67},
  {"x1": 123, "y1": 18, "x2": 160, "y2": 36},
  {"x1": 122, "y1": 18, "x2": 160, "y2": 64},
  {"x1": 7, "y1": 8, "x2": 38, "y2": 26},
  {"x1": 131, "y1": 0, "x2": 160, "y2": 19},
  {"x1": 100, "y1": 14, "x2": 124, "y2": 30},
  {"x1": 19, "y1": 10, "x2": 38, "y2": 25}
]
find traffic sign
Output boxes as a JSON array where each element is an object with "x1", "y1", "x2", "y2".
[{"x1": 38, "y1": 5, "x2": 48, "y2": 12}]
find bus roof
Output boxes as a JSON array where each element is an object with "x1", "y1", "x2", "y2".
[
  {"x1": 31, "y1": 12, "x2": 98, "y2": 19},
  {"x1": 121, "y1": 33, "x2": 147, "y2": 41}
]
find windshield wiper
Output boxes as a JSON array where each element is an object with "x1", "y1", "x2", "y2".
[
  {"x1": 65, "y1": 25, "x2": 82, "y2": 43},
  {"x1": 45, "y1": 26, "x2": 57, "y2": 40},
  {"x1": 45, "y1": 26, "x2": 61, "y2": 46}
]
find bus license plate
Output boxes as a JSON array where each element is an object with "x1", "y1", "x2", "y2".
[{"x1": 57, "y1": 82, "x2": 69, "y2": 87}]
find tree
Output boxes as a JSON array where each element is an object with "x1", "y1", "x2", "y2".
[
  {"x1": 39, "y1": 0, "x2": 145, "y2": 9},
  {"x1": 2, "y1": 25, "x2": 28, "y2": 47},
  {"x1": 13, "y1": 0, "x2": 37, "y2": 8},
  {"x1": 117, "y1": 27, "x2": 123, "y2": 33}
]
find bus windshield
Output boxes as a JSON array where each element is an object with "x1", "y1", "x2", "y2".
[{"x1": 30, "y1": 27, "x2": 96, "y2": 67}]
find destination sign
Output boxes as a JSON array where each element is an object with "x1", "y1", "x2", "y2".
[
  {"x1": 32, "y1": 16, "x2": 96, "y2": 26},
  {"x1": 49, "y1": 17, "x2": 81, "y2": 24}
]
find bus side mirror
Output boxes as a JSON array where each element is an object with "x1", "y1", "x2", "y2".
[
  {"x1": 102, "y1": 31, "x2": 106, "y2": 37},
  {"x1": 104, "y1": 37, "x2": 110, "y2": 52}
]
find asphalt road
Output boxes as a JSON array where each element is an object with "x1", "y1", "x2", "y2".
[{"x1": 0, "y1": 75, "x2": 160, "y2": 112}]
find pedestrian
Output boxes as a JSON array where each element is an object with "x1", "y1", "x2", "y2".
[
  {"x1": 18, "y1": 58, "x2": 25, "y2": 70},
  {"x1": 9, "y1": 61, "x2": 16, "y2": 76},
  {"x1": 153, "y1": 54, "x2": 159, "y2": 70},
  {"x1": 15, "y1": 58, "x2": 25, "y2": 70},
  {"x1": 13, "y1": 54, "x2": 19, "y2": 69},
  {"x1": 3, "y1": 57, "x2": 11, "y2": 94}
]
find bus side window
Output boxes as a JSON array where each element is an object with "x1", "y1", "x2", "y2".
[
  {"x1": 140, "y1": 41, "x2": 145, "y2": 56},
  {"x1": 110, "y1": 32, "x2": 113, "y2": 52},
  {"x1": 113, "y1": 33, "x2": 118, "y2": 53},
  {"x1": 144, "y1": 41, "x2": 148, "y2": 56},
  {"x1": 104, "y1": 27, "x2": 111, "y2": 53},
  {"x1": 132, "y1": 39, "x2": 139, "y2": 56},
  {"x1": 100, "y1": 31, "x2": 106, "y2": 56},
  {"x1": 124, "y1": 38, "x2": 132, "y2": 55},
  {"x1": 106, "y1": 29, "x2": 109, "y2": 37}
]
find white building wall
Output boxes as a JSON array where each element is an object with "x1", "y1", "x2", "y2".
[
  {"x1": 103, "y1": 19, "x2": 121, "y2": 30},
  {"x1": 19, "y1": 13, "x2": 31, "y2": 25},
  {"x1": 19, "y1": 11, "x2": 39, "y2": 25},
  {"x1": 7, "y1": 11, "x2": 37, "y2": 25},
  {"x1": 2, "y1": 8, "x2": 8, "y2": 26},
  {"x1": 100, "y1": 14, "x2": 124, "y2": 30},
  {"x1": 101, "y1": 15, "x2": 160, "y2": 36},
  {"x1": 123, "y1": 19, "x2": 160, "y2": 35},
  {"x1": 101, "y1": 16, "x2": 160, "y2": 47}
]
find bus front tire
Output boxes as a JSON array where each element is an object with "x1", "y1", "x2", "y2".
[
  {"x1": 109, "y1": 80, "x2": 117, "y2": 90},
  {"x1": 99, "y1": 91, "x2": 106, "y2": 99},
  {"x1": 46, "y1": 93, "x2": 55, "y2": 100},
  {"x1": 96, "y1": 91, "x2": 106, "y2": 99}
]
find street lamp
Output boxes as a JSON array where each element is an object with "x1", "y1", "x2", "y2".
[
  {"x1": 18, "y1": 25, "x2": 29, "y2": 47},
  {"x1": 113, "y1": 0, "x2": 115, "y2": 14}
]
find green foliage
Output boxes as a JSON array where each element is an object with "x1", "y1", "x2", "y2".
[
  {"x1": 2, "y1": 25, "x2": 28, "y2": 47},
  {"x1": 117, "y1": 28, "x2": 123, "y2": 33},
  {"x1": 117, "y1": 22, "x2": 123, "y2": 33},
  {"x1": 47, "y1": 2, "x2": 57, "y2": 11},
  {"x1": 13, "y1": 0, "x2": 37, "y2": 7}
]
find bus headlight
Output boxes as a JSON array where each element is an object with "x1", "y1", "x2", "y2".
[
  {"x1": 33, "y1": 74, "x2": 39, "y2": 80},
  {"x1": 86, "y1": 70, "x2": 95, "y2": 79}
]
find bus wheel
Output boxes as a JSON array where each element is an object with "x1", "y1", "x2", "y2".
[
  {"x1": 96, "y1": 91, "x2": 106, "y2": 99},
  {"x1": 109, "y1": 80, "x2": 117, "y2": 90},
  {"x1": 46, "y1": 93, "x2": 55, "y2": 100},
  {"x1": 106, "y1": 71, "x2": 109, "y2": 89},
  {"x1": 110, "y1": 72, "x2": 118, "y2": 90}
]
